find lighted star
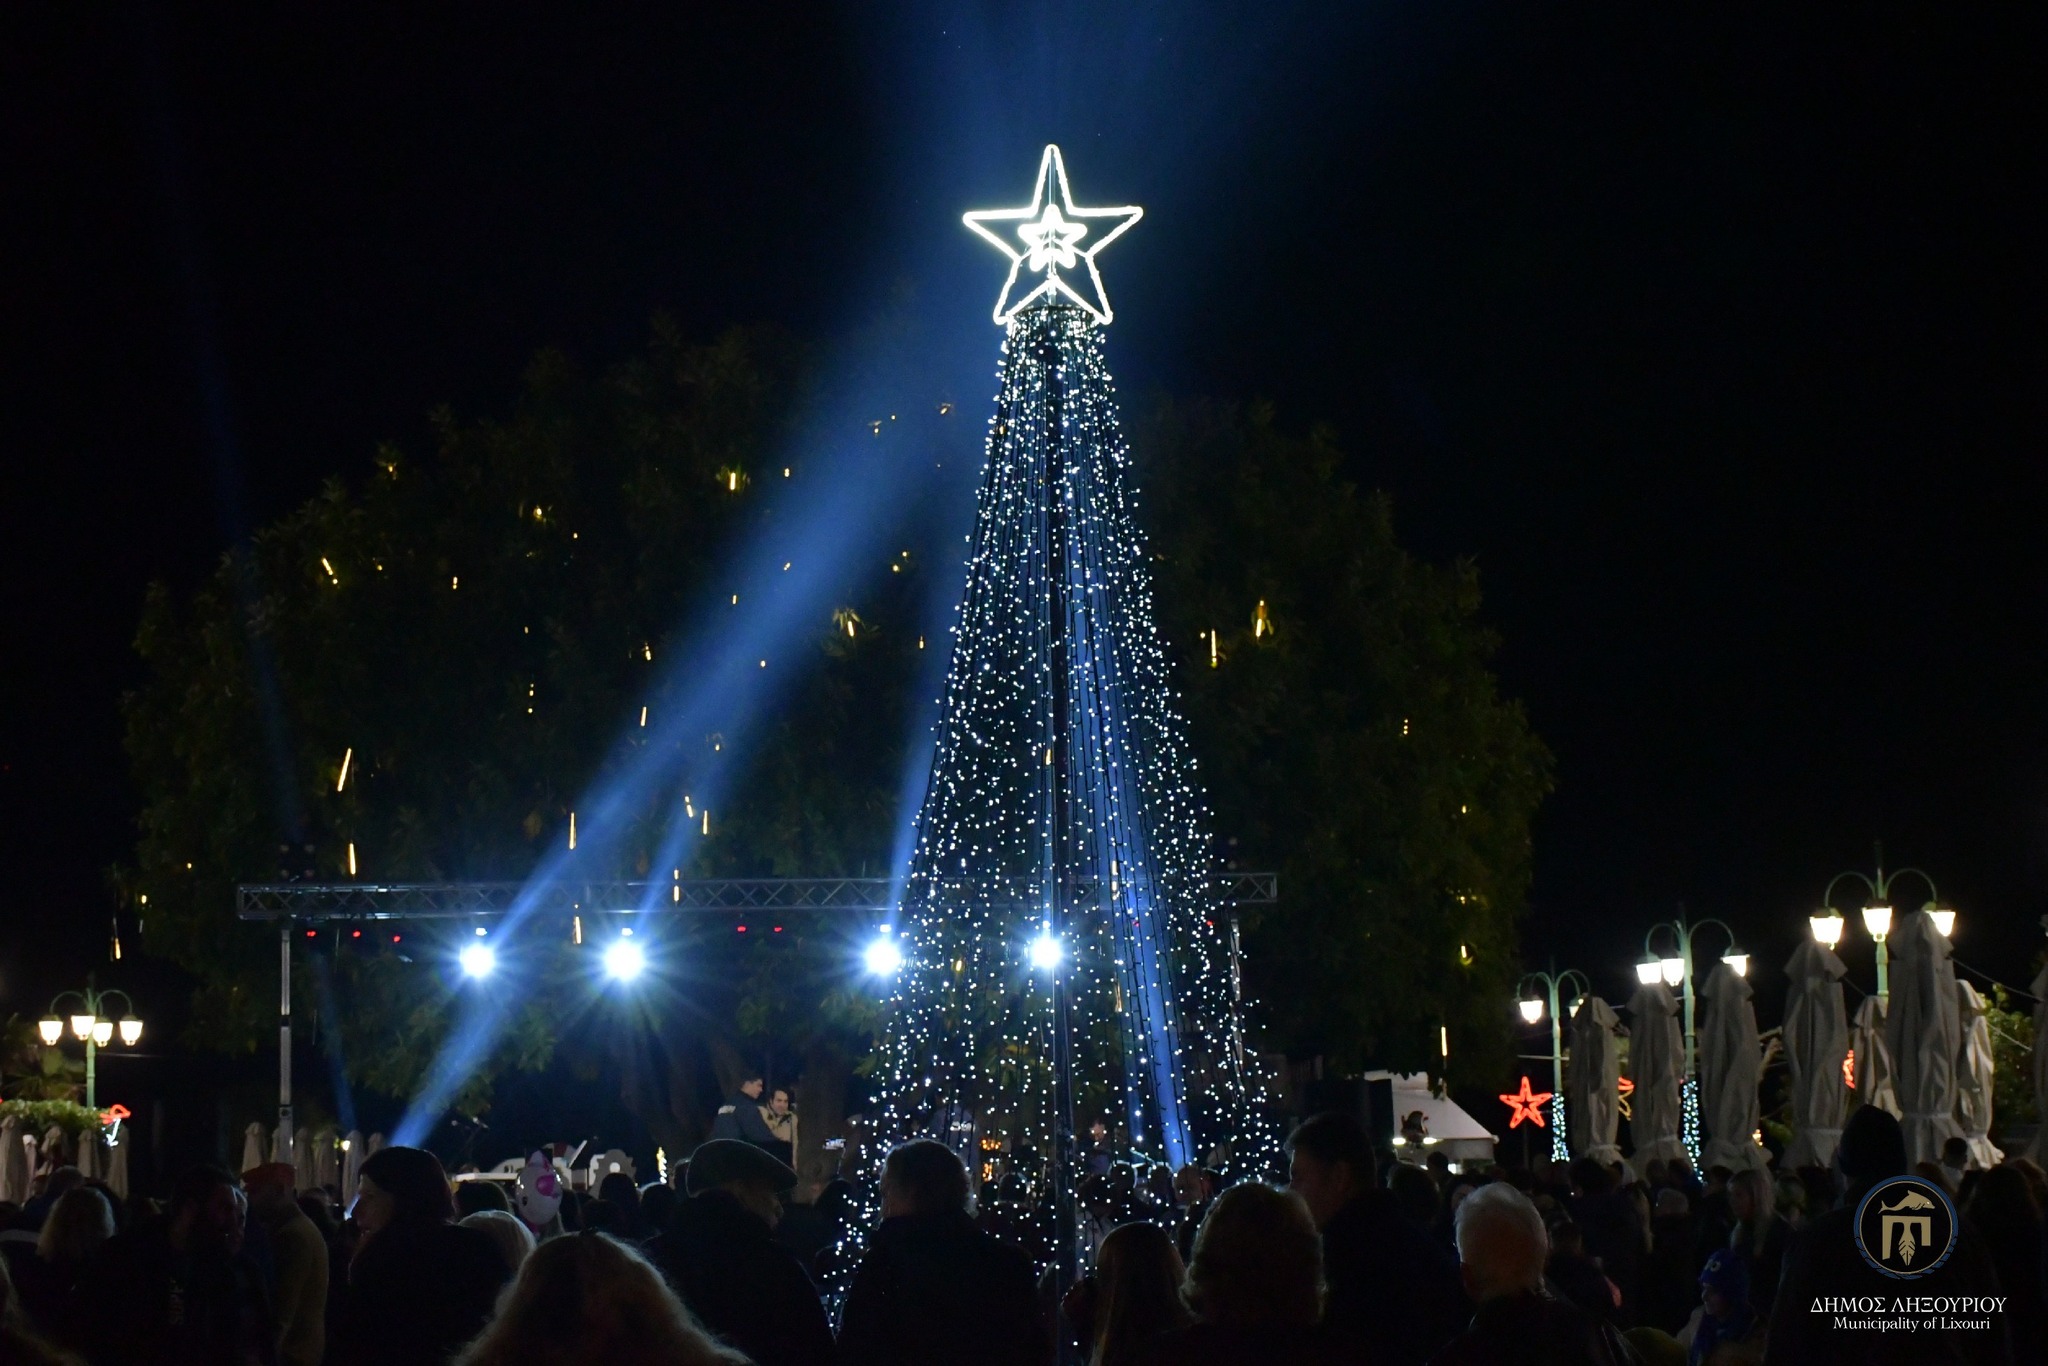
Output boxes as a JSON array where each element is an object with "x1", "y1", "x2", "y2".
[
  {"x1": 1500, "y1": 1075, "x2": 1553, "y2": 1129},
  {"x1": 964, "y1": 144, "x2": 1143, "y2": 326}
]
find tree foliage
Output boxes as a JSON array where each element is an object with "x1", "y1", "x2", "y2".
[
  {"x1": 122, "y1": 329, "x2": 1547, "y2": 1151},
  {"x1": 1140, "y1": 401, "x2": 1552, "y2": 1078}
]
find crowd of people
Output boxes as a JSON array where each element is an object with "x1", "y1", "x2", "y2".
[{"x1": 0, "y1": 1101, "x2": 2038, "y2": 1365}]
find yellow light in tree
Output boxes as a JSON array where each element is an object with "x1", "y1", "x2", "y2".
[
  {"x1": 639, "y1": 707, "x2": 648, "y2": 727},
  {"x1": 1253, "y1": 600, "x2": 1271, "y2": 638},
  {"x1": 452, "y1": 575, "x2": 459, "y2": 590},
  {"x1": 701, "y1": 810, "x2": 710, "y2": 836},
  {"x1": 347, "y1": 843, "x2": 357, "y2": 876},
  {"x1": 320, "y1": 557, "x2": 338, "y2": 583},
  {"x1": 573, "y1": 914, "x2": 584, "y2": 945},
  {"x1": 336, "y1": 747, "x2": 353, "y2": 792},
  {"x1": 568, "y1": 812, "x2": 577, "y2": 850},
  {"x1": 643, "y1": 643, "x2": 653, "y2": 661},
  {"x1": 1209, "y1": 631, "x2": 1218, "y2": 668}
]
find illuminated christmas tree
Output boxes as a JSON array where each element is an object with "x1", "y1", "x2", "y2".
[{"x1": 873, "y1": 147, "x2": 1268, "y2": 1229}]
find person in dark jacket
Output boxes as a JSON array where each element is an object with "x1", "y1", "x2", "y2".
[
  {"x1": 1287, "y1": 1112, "x2": 1464, "y2": 1364},
  {"x1": 72, "y1": 1164, "x2": 276, "y2": 1365},
  {"x1": 1568, "y1": 1158, "x2": 1645, "y2": 1323},
  {"x1": 1764, "y1": 1105, "x2": 2010, "y2": 1366},
  {"x1": 836, "y1": 1139, "x2": 1047, "y2": 1366},
  {"x1": 327, "y1": 1145, "x2": 508, "y2": 1366},
  {"x1": 649, "y1": 1139, "x2": 833, "y2": 1366},
  {"x1": 710, "y1": 1073, "x2": 780, "y2": 1147},
  {"x1": 1428, "y1": 1182, "x2": 1634, "y2": 1366}
]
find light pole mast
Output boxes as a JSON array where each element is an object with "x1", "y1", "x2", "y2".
[
  {"x1": 1517, "y1": 964, "x2": 1589, "y2": 1162},
  {"x1": 40, "y1": 975, "x2": 143, "y2": 1113},
  {"x1": 1638, "y1": 912, "x2": 1745, "y2": 1163},
  {"x1": 1816, "y1": 842, "x2": 1948, "y2": 1007}
]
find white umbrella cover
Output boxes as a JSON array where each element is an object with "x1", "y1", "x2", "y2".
[
  {"x1": 0, "y1": 1117, "x2": 21, "y2": 1203},
  {"x1": 2032, "y1": 964, "x2": 2048, "y2": 1168},
  {"x1": 1954, "y1": 981, "x2": 2003, "y2": 1169},
  {"x1": 311, "y1": 1126, "x2": 340, "y2": 1191},
  {"x1": 40, "y1": 1125, "x2": 67, "y2": 1175},
  {"x1": 342, "y1": 1130, "x2": 365, "y2": 1206},
  {"x1": 1699, "y1": 962, "x2": 1768, "y2": 1171},
  {"x1": 105, "y1": 1122, "x2": 129, "y2": 1200},
  {"x1": 1567, "y1": 995, "x2": 1625, "y2": 1163},
  {"x1": 241, "y1": 1122, "x2": 267, "y2": 1174},
  {"x1": 1780, "y1": 940, "x2": 1850, "y2": 1169},
  {"x1": 293, "y1": 1130, "x2": 317, "y2": 1191},
  {"x1": 1850, "y1": 996, "x2": 1899, "y2": 1118},
  {"x1": 76, "y1": 1129, "x2": 101, "y2": 1182},
  {"x1": 1885, "y1": 908, "x2": 1965, "y2": 1168},
  {"x1": 1626, "y1": 979, "x2": 1689, "y2": 1174}
]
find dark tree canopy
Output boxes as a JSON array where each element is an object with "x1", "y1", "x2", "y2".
[
  {"x1": 122, "y1": 326, "x2": 1547, "y2": 1146},
  {"x1": 1141, "y1": 400, "x2": 1552, "y2": 1079}
]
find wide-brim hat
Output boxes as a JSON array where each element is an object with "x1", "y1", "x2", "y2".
[{"x1": 686, "y1": 1139, "x2": 798, "y2": 1196}]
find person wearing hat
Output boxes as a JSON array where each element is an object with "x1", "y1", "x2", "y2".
[
  {"x1": 647, "y1": 1138, "x2": 833, "y2": 1366},
  {"x1": 243, "y1": 1162, "x2": 328, "y2": 1366},
  {"x1": 1683, "y1": 1248, "x2": 1763, "y2": 1366}
]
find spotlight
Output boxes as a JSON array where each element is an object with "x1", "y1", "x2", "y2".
[
  {"x1": 458, "y1": 943, "x2": 496, "y2": 979},
  {"x1": 864, "y1": 935, "x2": 904, "y2": 977},
  {"x1": 1029, "y1": 931, "x2": 1064, "y2": 972},
  {"x1": 604, "y1": 937, "x2": 646, "y2": 982}
]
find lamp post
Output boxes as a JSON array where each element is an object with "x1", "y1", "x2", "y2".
[
  {"x1": 1637, "y1": 912, "x2": 1746, "y2": 1162},
  {"x1": 1517, "y1": 964, "x2": 1590, "y2": 1162},
  {"x1": 38, "y1": 975, "x2": 143, "y2": 1112},
  {"x1": 1813, "y1": 844, "x2": 1950, "y2": 1006}
]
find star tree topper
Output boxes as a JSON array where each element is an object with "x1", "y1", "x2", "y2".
[{"x1": 964, "y1": 144, "x2": 1143, "y2": 326}]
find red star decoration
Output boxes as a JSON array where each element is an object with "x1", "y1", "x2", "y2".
[{"x1": 1500, "y1": 1075, "x2": 1554, "y2": 1129}]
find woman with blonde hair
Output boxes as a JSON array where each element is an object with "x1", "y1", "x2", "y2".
[
  {"x1": 455, "y1": 1229, "x2": 748, "y2": 1366},
  {"x1": 1139, "y1": 1182, "x2": 1324, "y2": 1365},
  {"x1": 1088, "y1": 1220, "x2": 1192, "y2": 1366}
]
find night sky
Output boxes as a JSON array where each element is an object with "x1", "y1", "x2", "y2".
[{"x1": 4, "y1": 3, "x2": 2045, "y2": 1033}]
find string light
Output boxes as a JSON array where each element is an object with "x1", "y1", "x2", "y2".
[{"x1": 872, "y1": 297, "x2": 1270, "y2": 1217}]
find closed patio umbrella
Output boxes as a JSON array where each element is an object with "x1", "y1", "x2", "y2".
[
  {"x1": 1780, "y1": 940, "x2": 1849, "y2": 1170},
  {"x1": 311, "y1": 1125, "x2": 340, "y2": 1190},
  {"x1": 241, "y1": 1122, "x2": 267, "y2": 1174},
  {"x1": 1885, "y1": 908, "x2": 1964, "y2": 1168},
  {"x1": 0, "y1": 1117, "x2": 21, "y2": 1203},
  {"x1": 1699, "y1": 962, "x2": 1768, "y2": 1171},
  {"x1": 2031, "y1": 964, "x2": 2048, "y2": 1167},
  {"x1": 1567, "y1": 995, "x2": 1625, "y2": 1163},
  {"x1": 1850, "y1": 996, "x2": 1899, "y2": 1118},
  {"x1": 342, "y1": 1129, "x2": 365, "y2": 1206},
  {"x1": 1954, "y1": 981, "x2": 2003, "y2": 1169},
  {"x1": 1626, "y1": 979, "x2": 1688, "y2": 1174}
]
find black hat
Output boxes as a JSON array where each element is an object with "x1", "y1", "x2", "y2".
[{"x1": 686, "y1": 1140, "x2": 798, "y2": 1196}]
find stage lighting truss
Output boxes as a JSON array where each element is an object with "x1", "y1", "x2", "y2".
[{"x1": 237, "y1": 873, "x2": 1276, "y2": 925}]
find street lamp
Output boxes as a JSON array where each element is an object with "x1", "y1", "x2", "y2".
[
  {"x1": 1516, "y1": 964, "x2": 1590, "y2": 1162},
  {"x1": 44, "y1": 975, "x2": 143, "y2": 1111},
  {"x1": 1817, "y1": 844, "x2": 1945, "y2": 1005},
  {"x1": 1643, "y1": 912, "x2": 1745, "y2": 1162}
]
